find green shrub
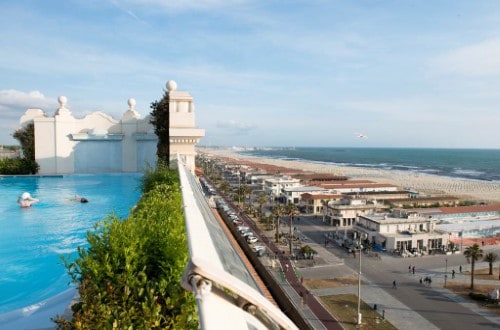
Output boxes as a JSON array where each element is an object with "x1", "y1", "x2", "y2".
[
  {"x1": 57, "y1": 167, "x2": 197, "y2": 329},
  {"x1": 0, "y1": 157, "x2": 39, "y2": 174},
  {"x1": 4, "y1": 122, "x2": 40, "y2": 174}
]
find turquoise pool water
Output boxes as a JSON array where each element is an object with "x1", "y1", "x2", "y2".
[{"x1": 0, "y1": 174, "x2": 143, "y2": 315}]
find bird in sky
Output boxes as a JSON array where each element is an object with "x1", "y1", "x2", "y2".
[{"x1": 356, "y1": 133, "x2": 368, "y2": 139}]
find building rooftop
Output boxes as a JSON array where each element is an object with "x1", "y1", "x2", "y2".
[
  {"x1": 284, "y1": 185, "x2": 326, "y2": 193},
  {"x1": 411, "y1": 204, "x2": 500, "y2": 216},
  {"x1": 301, "y1": 193, "x2": 343, "y2": 200}
]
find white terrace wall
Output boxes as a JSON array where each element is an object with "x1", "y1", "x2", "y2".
[{"x1": 19, "y1": 80, "x2": 205, "y2": 174}]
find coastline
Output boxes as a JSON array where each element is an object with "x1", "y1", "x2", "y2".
[{"x1": 200, "y1": 148, "x2": 500, "y2": 203}]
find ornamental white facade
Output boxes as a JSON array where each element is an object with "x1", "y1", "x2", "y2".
[{"x1": 19, "y1": 80, "x2": 205, "y2": 174}]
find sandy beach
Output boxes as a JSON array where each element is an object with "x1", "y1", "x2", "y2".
[{"x1": 200, "y1": 148, "x2": 500, "y2": 203}]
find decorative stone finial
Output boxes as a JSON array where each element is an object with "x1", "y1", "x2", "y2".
[
  {"x1": 55, "y1": 95, "x2": 71, "y2": 116},
  {"x1": 58, "y1": 96, "x2": 68, "y2": 109},
  {"x1": 166, "y1": 80, "x2": 177, "y2": 92},
  {"x1": 122, "y1": 98, "x2": 140, "y2": 121},
  {"x1": 128, "y1": 98, "x2": 136, "y2": 110}
]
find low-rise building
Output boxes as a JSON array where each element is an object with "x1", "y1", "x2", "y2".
[
  {"x1": 283, "y1": 185, "x2": 327, "y2": 205},
  {"x1": 325, "y1": 197, "x2": 378, "y2": 228},
  {"x1": 356, "y1": 211, "x2": 449, "y2": 255},
  {"x1": 316, "y1": 180, "x2": 399, "y2": 194},
  {"x1": 263, "y1": 176, "x2": 302, "y2": 197},
  {"x1": 387, "y1": 196, "x2": 460, "y2": 208},
  {"x1": 299, "y1": 193, "x2": 343, "y2": 215},
  {"x1": 343, "y1": 190, "x2": 416, "y2": 202},
  {"x1": 411, "y1": 205, "x2": 500, "y2": 241}
]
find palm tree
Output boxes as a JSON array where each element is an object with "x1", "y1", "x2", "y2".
[
  {"x1": 256, "y1": 193, "x2": 269, "y2": 217},
  {"x1": 464, "y1": 244, "x2": 484, "y2": 289},
  {"x1": 483, "y1": 252, "x2": 498, "y2": 275},
  {"x1": 284, "y1": 203, "x2": 299, "y2": 255},
  {"x1": 239, "y1": 183, "x2": 252, "y2": 209},
  {"x1": 218, "y1": 181, "x2": 231, "y2": 196},
  {"x1": 272, "y1": 204, "x2": 285, "y2": 243}
]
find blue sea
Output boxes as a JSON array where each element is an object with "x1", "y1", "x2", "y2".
[{"x1": 238, "y1": 147, "x2": 500, "y2": 182}]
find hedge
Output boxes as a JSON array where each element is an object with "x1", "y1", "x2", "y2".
[{"x1": 55, "y1": 166, "x2": 197, "y2": 329}]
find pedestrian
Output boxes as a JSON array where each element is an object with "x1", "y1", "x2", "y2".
[
  {"x1": 452, "y1": 269, "x2": 455, "y2": 279},
  {"x1": 392, "y1": 280, "x2": 397, "y2": 289},
  {"x1": 285, "y1": 264, "x2": 289, "y2": 272},
  {"x1": 459, "y1": 265, "x2": 462, "y2": 273},
  {"x1": 412, "y1": 265, "x2": 415, "y2": 275},
  {"x1": 408, "y1": 265, "x2": 412, "y2": 273},
  {"x1": 419, "y1": 277, "x2": 423, "y2": 285}
]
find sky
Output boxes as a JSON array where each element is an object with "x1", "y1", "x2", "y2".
[{"x1": 2, "y1": 0, "x2": 500, "y2": 149}]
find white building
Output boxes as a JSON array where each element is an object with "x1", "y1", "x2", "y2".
[
  {"x1": 325, "y1": 197, "x2": 377, "y2": 228},
  {"x1": 319, "y1": 181, "x2": 399, "y2": 194},
  {"x1": 19, "y1": 80, "x2": 204, "y2": 174},
  {"x1": 263, "y1": 176, "x2": 301, "y2": 197},
  {"x1": 356, "y1": 211, "x2": 449, "y2": 255},
  {"x1": 283, "y1": 185, "x2": 327, "y2": 205}
]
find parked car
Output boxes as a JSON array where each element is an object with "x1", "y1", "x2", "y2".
[
  {"x1": 252, "y1": 245, "x2": 266, "y2": 253},
  {"x1": 242, "y1": 231, "x2": 254, "y2": 238},
  {"x1": 247, "y1": 236, "x2": 258, "y2": 244},
  {"x1": 237, "y1": 226, "x2": 249, "y2": 232}
]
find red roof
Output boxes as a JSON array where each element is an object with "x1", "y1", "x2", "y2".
[
  {"x1": 301, "y1": 193, "x2": 343, "y2": 200},
  {"x1": 318, "y1": 183, "x2": 398, "y2": 189}
]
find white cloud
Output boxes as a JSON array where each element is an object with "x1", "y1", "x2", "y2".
[
  {"x1": 0, "y1": 89, "x2": 57, "y2": 145},
  {"x1": 430, "y1": 39, "x2": 500, "y2": 76},
  {"x1": 216, "y1": 120, "x2": 256, "y2": 134},
  {"x1": 0, "y1": 90, "x2": 56, "y2": 117}
]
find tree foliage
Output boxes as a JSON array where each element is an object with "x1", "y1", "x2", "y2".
[
  {"x1": 150, "y1": 90, "x2": 170, "y2": 166},
  {"x1": 0, "y1": 123, "x2": 39, "y2": 174},
  {"x1": 56, "y1": 166, "x2": 197, "y2": 329},
  {"x1": 464, "y1": 244, "x2": 484, "y2": 290},
  {"x1": 13, "y1": 123, "x2": 36, "y2": 161},
  {"x1": 483, "y1": 252, "x2": 498, "y2": 275}
]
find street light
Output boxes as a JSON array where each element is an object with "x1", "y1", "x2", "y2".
[
  {"x1": 357, "y1": 232, "x2": 367, "y2": 326},
  {"x1": 238, "y1": 172, "x2": 241, "y2": 206},
  {"x1": 445, "y1": 258, "x2": 448, "y2": 288},
  {"x1": 322, "y1": 200, "x2": 326, "y2": 223}
]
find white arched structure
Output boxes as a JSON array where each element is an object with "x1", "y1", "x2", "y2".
[{"x1": 19, "y1": 81, "x2": 205, "y2": 174}]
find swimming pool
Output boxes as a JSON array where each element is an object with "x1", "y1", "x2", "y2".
[{"x1": 0, "y1": 174, "x2": 143, "y2": 315}]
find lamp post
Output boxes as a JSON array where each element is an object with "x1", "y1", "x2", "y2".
[
  {"x1": 238, "y1": 172, "x2": 241, "y2": 206},
  {"x1": 445, "y1": 258, "x2": 448, "y2": 288},
  {"x1": 322, "y1": 200, "x2": 326, "y2": 223},
  {"x1": 357, "y1": 232, "x2": 366, "y2": 326}
]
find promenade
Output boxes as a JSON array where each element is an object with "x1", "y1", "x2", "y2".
[{"x1": 268, "y1": 215, "x2": 500, "y2": 329}]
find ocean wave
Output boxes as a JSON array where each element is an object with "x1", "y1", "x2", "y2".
[
  {"x1": 452, "y1": 168, "x2": 484, "y2": 177},
  {"x1": 240, "y1": 147, "x2": 500, "y2": 182}
]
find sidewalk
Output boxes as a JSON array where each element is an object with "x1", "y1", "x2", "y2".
[
  {"x1": 287, "y1": 226, "x2": 500, "y2": 329},
  {"x1": 419, "y1": 262, "x2": 500, "y2": 326},
  {"x1": 310, "y1": 277, "x2": 439, "y2": 329}
]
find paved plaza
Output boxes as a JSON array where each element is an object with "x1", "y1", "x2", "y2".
[{"x1": 269, "y1": 216, "x2": 500, "y2": 329}]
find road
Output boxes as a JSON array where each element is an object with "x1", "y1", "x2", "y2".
[{"x1": 295, "y1": 216, "x2": 500, "y2": 330}]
